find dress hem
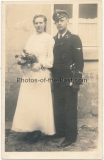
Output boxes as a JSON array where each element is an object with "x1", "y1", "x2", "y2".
[{"x1": 11, "y1": 128, "x2": 55, "y2": 135}]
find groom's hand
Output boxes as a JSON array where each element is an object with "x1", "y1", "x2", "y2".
[{"x1": 72, "y1": 83, "x2": 80, "y2": 92}]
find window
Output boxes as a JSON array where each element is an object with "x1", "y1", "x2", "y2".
[
  {"x1": 78, "y1": 4, "x2": 98, "y2": 46},
  {"x1": 52, "y1": 2, "x2": 100, "y2": 60},
  {"x1": 79, "y1": 4, "x2": 97, "y2": 19}
]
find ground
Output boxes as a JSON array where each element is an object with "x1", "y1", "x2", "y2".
[{"x1": 5, "y1": 118, "x2": 98, "y2": 152}]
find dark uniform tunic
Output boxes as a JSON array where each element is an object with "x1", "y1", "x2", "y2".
[{"x1": 52, "y1": 30, "x2": 84, "y2": 141}]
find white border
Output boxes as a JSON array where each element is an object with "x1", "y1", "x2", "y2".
[{"x1": 1, "y1": 0, "x2": 103, "y2": 159}]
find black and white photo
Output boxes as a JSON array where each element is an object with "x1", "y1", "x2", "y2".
[{"x1": 2, "y1": 0, "x2": 103, "y2": 159}]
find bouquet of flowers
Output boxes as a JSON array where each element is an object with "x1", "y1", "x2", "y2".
[{"x1": 15, "y1": 49, "x2": 38, "y2": 67}]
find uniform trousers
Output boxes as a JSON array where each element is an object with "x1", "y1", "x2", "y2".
[{"x1": 52, "y1": 68, "x2": 78, "y2": 141}]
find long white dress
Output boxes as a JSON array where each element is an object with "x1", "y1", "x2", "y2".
[{"x1": 12, "y1": 32, "x2": 55, "y2": 135}]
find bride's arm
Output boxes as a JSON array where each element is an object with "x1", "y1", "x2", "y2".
[{"x1": 39, "y1": 37, "x2": 55, "y2": 69}]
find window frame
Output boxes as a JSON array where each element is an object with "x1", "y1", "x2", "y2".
[{"x1": 52, "y1": 0, "x2": 102, "y2": 60}]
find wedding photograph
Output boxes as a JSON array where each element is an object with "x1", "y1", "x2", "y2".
[{"x1": 2, "y1": 0, "x2": 103, "y2": 159}]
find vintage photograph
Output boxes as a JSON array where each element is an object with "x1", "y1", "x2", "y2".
[{"x1": 2, "y1": 0, "x2": 103, "y2": 159}]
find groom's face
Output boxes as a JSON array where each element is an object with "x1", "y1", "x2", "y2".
[{"x1": 55, "y1": 17, "x2": 69, "y2": 31}]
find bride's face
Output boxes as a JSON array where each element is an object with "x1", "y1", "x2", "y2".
[{"x1": 34, "y1": 17, "x2": 46, "y2": 34}]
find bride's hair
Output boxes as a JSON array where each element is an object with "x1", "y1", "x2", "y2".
[{"x1": 33, "y1": 14, "x2": 47, "y2": 32}]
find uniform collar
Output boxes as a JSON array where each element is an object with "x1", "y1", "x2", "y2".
[
  {"x1": 54, "y1": 30, "x2": 71, "y2": 42},
  {"x1": 58, "y1": 29, "x2": 67, "y2": 39}
]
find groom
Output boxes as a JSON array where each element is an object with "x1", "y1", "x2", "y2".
[{"x1": 52, "y1": 9, "x2": 84, "y2": 148}]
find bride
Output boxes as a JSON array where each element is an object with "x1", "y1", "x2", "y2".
[{"x1": 12, "y1": 13, "x2": 55, "y2": 142}]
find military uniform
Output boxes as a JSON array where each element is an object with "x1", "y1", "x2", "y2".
[{"x1": 52, "y1": 29, "x2": 84, "y2": 142}]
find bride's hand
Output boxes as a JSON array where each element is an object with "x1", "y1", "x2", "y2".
[
  {"x1": 32, "y1": 63, "x2": 41, "y2": 72},
  {"x1": 21, "y1": 65, "x2": 31, "y2": 75}
]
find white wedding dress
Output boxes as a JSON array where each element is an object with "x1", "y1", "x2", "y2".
[{"x1": 12, "y1": 32, "x2": 55, "y2": 135}]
